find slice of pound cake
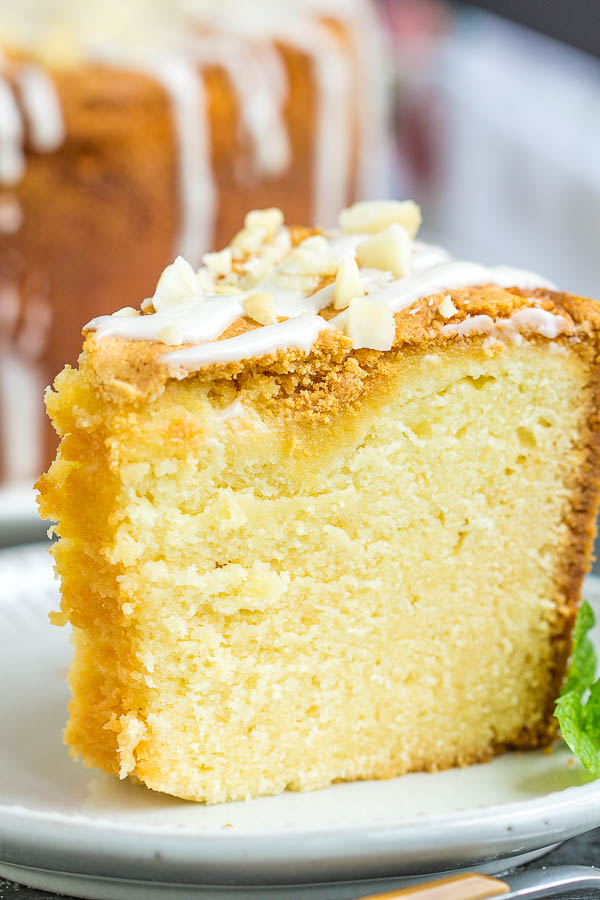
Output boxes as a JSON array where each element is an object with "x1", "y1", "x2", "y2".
[{"x1": 37, "y1": 202, "x2": 600, "y2": 804}]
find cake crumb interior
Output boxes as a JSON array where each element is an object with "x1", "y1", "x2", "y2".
[{"x1": 40, "y1": 340, "x2": 592, "y2": 803}]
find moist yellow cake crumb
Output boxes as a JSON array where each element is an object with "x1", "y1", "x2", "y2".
[{"x1": 37, "y1": 205, "x2": 600, "y2": 804}]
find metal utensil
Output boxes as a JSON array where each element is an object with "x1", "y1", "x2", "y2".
[{"x1": 356, "y1": 865, "x2": 600, "y2": 899}]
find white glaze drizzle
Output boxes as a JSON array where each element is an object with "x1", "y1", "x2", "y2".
[
  {"x1": 0, "y1": 74, "x2": 25, "y2": 185},
  {"x1": 163, "y1": 313, "x2": 331, "y2": 369},
  {"x1": 441, "y1": 309, "x2": 569, "y2": 340},
  {"x1": 328, "y1": 0, "x2": 388, "y2": 198},
  {"x1": 281, "y1": 21, "x2": 353, "y2": 227},
  {"x1": 87, "y1": 228, "x2": 563, "y2": 371},
  {"x1": 184, "y1": 35, "x2": 290, "y2": 178},
  {"x1": 145, "y1": 56, "x2": 215, "y2": 265},
  {"x1": 0, "y1": 53, "x2": 63, "y2": 187},
  {"x1": 89, "y1": 293, "x2": 243, "y2": 344},
  {"x1": 15, "y1": 64, "x2": 64, "y2": 152}
]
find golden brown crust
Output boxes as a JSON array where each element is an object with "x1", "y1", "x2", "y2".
[{"x1": 81, "y1": 283, "x2": 600, "y2": 408}]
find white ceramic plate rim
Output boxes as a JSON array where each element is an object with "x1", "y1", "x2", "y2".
[
  {"x1": 0, "y1": 482, "x2": 38, "y2": 526},
  {"x1": 2, "y1": 783, "x2": 599, "y2": 884}
]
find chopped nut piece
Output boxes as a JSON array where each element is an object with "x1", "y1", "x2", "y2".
[
  {"x1": 112, "y1": 306, "x2": 140, "y2": 317},
  {"x1": 334, "y1": 255, "x2": 363, "y2": 310},
  {"x1": 196, "y1": 268, "x2": 216, "y2": 293},
  {"x1": 438, "y1": 294, "x2": 458, "y2": 319},
  {"x1": 244, "y1": 207, "x2": 284, "y2": 234},
  {"x1": 242, "y1": 256, "x2": 272, "y2": 285},
  {"x1": 271, "y1": 226, "x2": 292, "y2": 252},
  {"x1": 356, "y1": 224, "x2": 412, "y2": 278},
  {"x1": 152, "y1": 256, "x2": 204, "y2": 309},
  {"x1": 346, "y1": 297, "x2": 396, "y2": 351},
  {"x1": 231, "y1": 225, "x2": 268, "y2": 255},
  {"x1": 271, "y1": 272, "x2": 322, "y2": 294},
  {"x1": 243, "y1": 292, "x2": 276, "y2": 326},
  {"x1": 213, "y1": 283, "x2": 243, "y2": 295},
  {"x1": 202, "y1": 248, "x2": 232, "y2": 276},
  {"x1": 298, "y1": 235, "x2": 329, "y2": 252},
  {"x1": 156, "y1": 325, "x2": 184, "y2": 345},
  {"x1": 281, "y1": 235, "x2": 337, "y2": 277},
  {"x1": 339, "y1": 200, "x2": 422, "y2": 238}
]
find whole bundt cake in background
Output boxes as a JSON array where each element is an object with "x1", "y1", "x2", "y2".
[{"x1": 0, "y1": 0, "x2": 388, "y2": 485}]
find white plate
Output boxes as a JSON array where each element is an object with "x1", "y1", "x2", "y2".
[
  {"x1": 1, "y1": 544, "x2": 600, "y2": 900},
  {"x1": 0, "y1": 482, "x2": 45, "y2": 544}
]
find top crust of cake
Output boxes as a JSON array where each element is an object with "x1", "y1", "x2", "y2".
[
  {"x1": 82, "y1": 284, "x2": 600, "y2": 409},
  {"x1": 78, "y1": 200, "x2": 600, "y2": 418}
]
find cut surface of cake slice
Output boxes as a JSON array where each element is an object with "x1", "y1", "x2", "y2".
[{"x1": 38, "y1": 201, "x2": 600, "y2": 803}]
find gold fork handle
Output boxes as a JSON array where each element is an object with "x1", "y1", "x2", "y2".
[{"x1": 357, "y1": 872, "x2": 511, "y2": 899}]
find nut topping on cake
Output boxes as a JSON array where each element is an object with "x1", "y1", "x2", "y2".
[
  {"x1": 346, "y1": 297, "x2": 396, "y2": 351},
  {"x1": 438, "y1": 295, "x2": 458, "y2": 319},
  {"x1": 244, "y1": 207, "x2": 284, "y2": 234},
  {"x1": 202, "y1": 248, "x2": 232, "y2": 276},
  {"x1": 86, "y1": 202, "x2": 567, "y2": 369},
  {"x1": 113, "y1": 307, "x2": 140, "y2": 317},
  {"x1": 339, "y1": 200, "x2": 422, "y2": 238},
  {"x1": 231, "y1": 225, "x2": 268, "y2": 256},
  {"x1": 151, "y1": 256, "x2": 205, "y2": 310},
  {"x1": 356, "y1": 224, "x2": 412, "y2": 278},
  {"x1": 281, "y1": 235, "x2": 337, "y2": 277},
  {"x1": 243, "y1": 292, "x2": 276, "y2": 326},
  {"x1": 334, "y1": 255, "x2": 363, "y2": 310},
  {"x1": 156, "y1": 325, "x2": 184, "y2": 345}
]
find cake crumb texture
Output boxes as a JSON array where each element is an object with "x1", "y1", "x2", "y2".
[{"x1": 38, "y1": 325, "x2": 600, "y2": 802}]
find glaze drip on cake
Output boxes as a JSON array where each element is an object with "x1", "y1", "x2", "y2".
[
  {"x1": 0, "y1": 0, "x2": 385, "y2": 486},
  {"x1": 0, "y1": 53, "x2": 64, "y2": 186},
  {"x1": 0, "y1": 0, "x2": 381, "y2": 259},
  {"x1": 87, "y1": 201, "x2": 567, "y2": 371}
]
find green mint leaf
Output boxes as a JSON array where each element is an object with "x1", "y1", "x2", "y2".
[
  {"x1": 555, "y1": 690, "x2": 600, "y2": 776},
  {"x1": 584, "y1": 680, "x2": 600, "y2": 735},
  {"x1": 564, "y1": 600, "x2": 597, "y2": 694},
  {"x1": 555, "y1": 600, "x2": 600, "y2": 776}
]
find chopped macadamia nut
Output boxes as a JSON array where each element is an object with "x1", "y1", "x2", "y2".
[
  {"x1": 356, "y1": 224, "x2": 412, "y2": 278},
  {"x1": 438, "y1": 294, "x2": 458, "y2": 319},
  {"x1": 202, "y1": 248, "x2": 232, "y2": 276},
  {"x1": 346, "y1": 297, "x2": 396, "y2": 351},
  {"x1": 243, "y1": 292, "x2": 276, "y2": 326},
  {"x1": 112, "y1": 306, "x2": 140, "y2": 317},
  {"x1": 242, "y1": 256, "x2": 272, "y2": 284},
  {"x1": 231, "y1": 225, "x2": 268, "y2": 255},
  {"x1": 156, "y1": 325, "x2": 183, "y2": 345},
  {"x1": 244, "y1": 207, "x2": 284, "y2": 234},
  {"x1": 339, "y1": 200, "x2": 422, "y2": 239},
  {"x1": 196, "y1": 268, "x2": 216, "y2": 292},
  {"x1": 281, "y1": 236, "x2": 337, "y2": 276},
  {"x1": 334, "y1": 255, "x2": 363, "y2": 310},
  {"x1": 298, "y1": 235, "x2": 328, "y2": 252},
  {"x1": 152, "y1": 256, "x2": 204, "y2": 309}
]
